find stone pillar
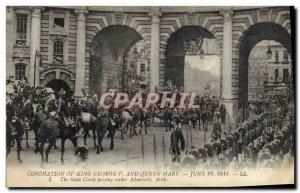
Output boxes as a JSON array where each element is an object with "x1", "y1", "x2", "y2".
[
  {"x1": 220, "y1": 10, "x2": 234, "y2": 124},
  {"x1": 74, "y1": 9, "x2": 88, "y2": 96},
  {"x1": 149, "y1": 9, "x2": 161, "y2": 92},
  {"x1": 6, "y1": 7, "x2": 14, "y2": 79},
  {"x1": 29, "y1": 8, "x2": 42, "y2": 87}
]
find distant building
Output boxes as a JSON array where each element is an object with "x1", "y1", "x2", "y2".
[{"x1": 248, "y1": 40, "x2": 292, "y2": 101}]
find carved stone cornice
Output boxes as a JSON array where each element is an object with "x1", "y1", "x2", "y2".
[
  {"x1": 75, "y1": 8, "x2": 88, "y2": 21},
  {"x1": 220, "y1": 10, "x2": 233, "y2": 22},
  {"x1": 49, "y1": 34, "x2": 68, "y2": 42},
  {"x1": 149, "y1": 7, "x2": 162, "y2": 23},
  {"x1": 257, "y1": 7, "x2": 272, "y2": 22},
  {"x1": 30, "y1": 7, "x2": 43, "y2": 18}
]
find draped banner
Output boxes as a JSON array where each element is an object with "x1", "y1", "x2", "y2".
[{"x1": 184, "y1": 54, "x2": 221, "y2": 96}]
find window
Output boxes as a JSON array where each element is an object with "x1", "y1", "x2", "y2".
[
  {"x1": 283, "y1": 50, "x2": 289, "y2": 62},
  {"x1": 275, "y1": 50, "x2": 279, "y2": 63},
  {"x1": 264, "y1": 73, "x2": 268, "y2": 83},
  {"x1": 130, "y1": 61, "x2": 135, "y2": 68},
  {"x1": 283, "y1": 68, "x2": 290, "y2": 83},
  {"x1": 53, "y1": 41, "x2": 64, "y2": 64},
  {"x1": 15, "y1": 63, "x2": 26, "y2": 80},
  {"x1": 16, "y1": 14, "x2": 27, "y2": 46},
  {"x1": 140, "y1": 63, "x2": 145, "y2": 73},
  {"x1": 54, "y1": 17, "x2": 64, "y2": 28},
  {"x1": 274, "y1": 69, "x2": 279, "y2": 83}
]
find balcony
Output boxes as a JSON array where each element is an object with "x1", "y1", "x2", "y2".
[{"x1": 49, "y1": 27, "x2": 68, "y2": 36}]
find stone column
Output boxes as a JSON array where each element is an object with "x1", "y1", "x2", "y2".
[
  {"x1": 6, "y1": 7, "x2": 14, "y2": 79},
  {"x1": 74, "y1": 9, "x2": 88, "y2": 96},
  {"x1": 29, "y1": 8, "x2": 42, "y2": 87},
  {"x1": 149, "y1": 9, "x2": 161, "y2": 92},
  {"x1": 220, "y1": 10, "x2": 234, "y2": 124}
]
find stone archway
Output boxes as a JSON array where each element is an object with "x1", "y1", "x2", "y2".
[
  {"x1": 238, "y1": 22, "x2": 292, "y2": 107},
  {"x1": 165, "y1": 25, "x2": 221, "y2": 94},
  {"x1": 40, "y1": 68, "x2": 75, "y2": 95},
  {"x1": 89, "y1": 25, "x2": 143, "y2": 95},
  {"x1": 46, "y1": 79, "x2": 71, "y2": 97}
]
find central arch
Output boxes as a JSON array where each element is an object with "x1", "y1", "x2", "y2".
[
  {"x1": 46, "y1": 79, "x2": 71, "y2": 97},
  {"x1": 238, "y1": 22, "x2": 292, "y2": 107},
  {"x1": 165, "y1": 25, "x2": 221, "y2": 94},
  {"x1": 89, "y1": 25, "x2": 142, "y2": 95}
]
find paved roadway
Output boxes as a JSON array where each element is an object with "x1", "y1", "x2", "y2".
[{"x1": 7, "y1": 122, "x2": 228, "y2": 168}]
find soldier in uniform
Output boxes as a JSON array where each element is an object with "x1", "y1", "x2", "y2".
[
  {"x1": 169, "y1": 116, "x2": 185, "y2": 163},
  {"x1": 44, "y1": 93, "x2": 57, "y2": 115}
]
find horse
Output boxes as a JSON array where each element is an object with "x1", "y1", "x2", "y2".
[
  {"x1": 84, "y1": 96, "x2": 98, "y2": 117},
  {"x1": 30, "y1": 110, "x2": 48, "y2": 153},
  {"x1": 95, "y1": 111, "x2": 119, "y2": 154},
  {"x1": 120, "y1": 109, "x2": 136, "y2": 139},
  {"x1": 134, "y1": 108, "x2": 149, "y2": 135},
  {"x1": 79, "y1": 112, "x2": 97, "y2": 148},
  {"x1": 31, "y1": 103, "x2": 61, "y2": 151},
  {"x1": 38, "y1": 117, "x2": 79, "y2": 163}
]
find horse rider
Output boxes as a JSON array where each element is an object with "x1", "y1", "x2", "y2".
[
  {"x1": 44, "y1": 92, "x2": 68, "y2": 128},
  {"x1": 58, "y1": 88, "x2": 66, "y2": 98}
]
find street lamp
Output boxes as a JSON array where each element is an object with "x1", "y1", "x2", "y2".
[
  {"x1": 33, "y1": 50, "x2": 41, "y2": 88},
  {"x1": 133, "y1": 47, "x2": 138, "y2": 61}
]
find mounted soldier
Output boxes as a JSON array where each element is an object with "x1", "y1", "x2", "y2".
[{"x1": 44, "y1": 93, "x2": 58, "y2": 116}]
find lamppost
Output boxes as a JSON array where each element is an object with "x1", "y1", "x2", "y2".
[
  {"x1": 266, "y1": 41, "x2": 272, "y2": 59},
  {"x1": 33, "y1": 50, "x2": 41, "y2": 88}
]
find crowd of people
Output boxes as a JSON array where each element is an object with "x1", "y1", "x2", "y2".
[{"x1": 178, "y1": 88, "x2": 294, "y2": 169}]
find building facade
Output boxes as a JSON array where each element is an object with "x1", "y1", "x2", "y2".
[
  {"x1": 248, "y1": 40, "x2": 292, "y2": 101},
  {"x1": 6, "y1": 6, "x2": 293, "y2": 121}
]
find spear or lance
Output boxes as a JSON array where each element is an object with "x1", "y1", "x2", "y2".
[{"x1": 203, "y1": 125, "x2": 207, "y2": 144}]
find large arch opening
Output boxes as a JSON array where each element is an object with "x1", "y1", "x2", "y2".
[
  {"x1": 46, "y1": 79, "x2": 71, "y2": 97},
  {"x1": 248, "y1": 40, "x2": 292, "y2": 102},
  {"x1": 165, "y1": 25, "x2": 221, "y2": 95},
  {"x1": 238, "y1": 22, "x2": 292, "y2": 107},
  {"x1": 89, "y1": 25, "x2": 143, "y2": 95}
]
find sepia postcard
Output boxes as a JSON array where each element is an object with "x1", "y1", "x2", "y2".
[{"x1": 6, "y1": 5, "x2": 295, "y2": 187}]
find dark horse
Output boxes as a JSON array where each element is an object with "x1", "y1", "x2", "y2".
[
  {"x1": 38, "y1": 118, "x2": 78, "y2": 163},
  {"x1": 134, "y1": 109, "x2": 149, "y2": 135},
  {"x1": 95, "y1": 111, "x2": 118, "y2": 154},
  {"x1": 30, "y1": 111, "x2": 47, "y2": 153}
]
